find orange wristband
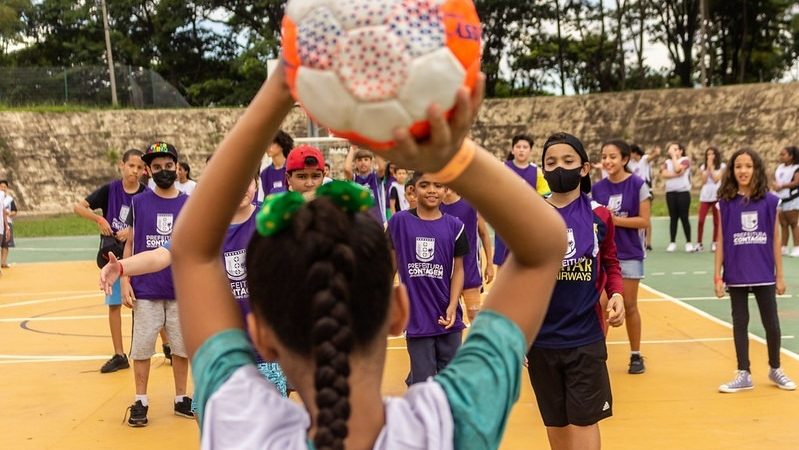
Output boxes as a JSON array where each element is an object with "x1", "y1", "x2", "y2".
[
  {"x1": 119, "y1": 262, "x2": 124, "y2": 277},
  {"x1": 429, "y1": 138, "x2": 477, "y2": 184}
]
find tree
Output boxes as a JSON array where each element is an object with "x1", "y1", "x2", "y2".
[
  {"x1": 650, "y1": 0, "x2": 700, "y2": 87},
  {"x1": 0, "y1": 0, "x2": 34, "y2": 62}
]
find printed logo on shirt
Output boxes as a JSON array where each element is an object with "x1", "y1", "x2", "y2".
[
  {"x1": 224, "y1": 249, "x2": 247, "y2": 281},
  {"x1": 272, "y1": 181, "x2": 283, "y2": 189},
  {"x1": 119, "y1": 205, "x2": 131, "y2": 223},
  {"x1": 564, "y1": 228, "x2": 576, "y2": 259},
  {"x1": 156, "y1": 213, "x2": 174, "y2": 235},
  {"x1": 607, "y1": 194, "x2": 623, "y2": 213},
  {"x1": 741, "y1": 211, "x2": 758, "y2": 232},
  {"x1": 415, "y1": 237, "x2": 436, "y2": 262}
]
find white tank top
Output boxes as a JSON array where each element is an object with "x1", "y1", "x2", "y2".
[{"x1": 664, "y1": 157, "x2": 691, "y2": 192}]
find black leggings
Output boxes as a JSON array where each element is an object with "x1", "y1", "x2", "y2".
[
  {"x1": 666, "y1": 191, "x2": 691, "y2": 243},
  {"x1": 728, "y1": 285, "x2": 782, "y2": 371}
]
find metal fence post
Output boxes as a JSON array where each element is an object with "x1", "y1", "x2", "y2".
[{"x1": 64, "y1": 68, "x2": 69, "y2": 103}]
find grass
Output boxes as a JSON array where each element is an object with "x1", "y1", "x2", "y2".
[{"x1": 13, "y1": 214, "x2": 98, "y2": 238}]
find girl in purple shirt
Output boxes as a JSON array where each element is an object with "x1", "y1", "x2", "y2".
[
  {"x1": 592, "y1": 140, "x2": 651, "y2": 375},
  {"x1": 714, "y1": 148, "x2": 795, "y2": 393}
]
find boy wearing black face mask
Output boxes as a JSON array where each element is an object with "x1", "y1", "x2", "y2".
[
  {"x1": 526, "y1": 132, "x2": 625, "y2": 450},
  {"x1": 121, "y1": 142, "x2": 192, "y2": 427}
]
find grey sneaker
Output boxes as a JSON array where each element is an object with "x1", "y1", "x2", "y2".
[
  {"x1": 628, "y1": 354, "x2": 645, "y2": 374},
  {"x1": 768, "y1": 368, "x2": 797, "y2": 391},
  {"x1": 719, "y1": 370, "x2": 753, "y2": 393}
]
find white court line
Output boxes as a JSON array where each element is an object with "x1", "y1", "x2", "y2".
[
  {"x1": 0, "y1": 290, "x2": 99, "y2": 297},
  {"x1": 0, "y1": 314, "x2": 131, "y2": 323},
  {"x1": 639, "y1": 294, "x2": 794, "y2": 302},
  {"x1": 642, "y1": 284, "x2": 799, "y2": 362},
  {"x1": 0, "y1": 353, "x2": 168, "y2": 365},
  {"x1": 0, "y1": 293, "x2": 102, "y2": 309}
]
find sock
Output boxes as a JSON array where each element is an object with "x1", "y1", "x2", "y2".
[
  {"x1": 135, "y1": 395, "x2": 149, "y2": 406},
  {"x1": 175, "y1": 395, "x2": 186, "y2": 404},
  {"x1": 631, "y1": 351, "x2": 641, "y2": 357}
]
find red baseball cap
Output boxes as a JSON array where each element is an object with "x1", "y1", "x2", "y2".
[{"x1": 286, "y1": 145, "x2": 325, "y2": 172}]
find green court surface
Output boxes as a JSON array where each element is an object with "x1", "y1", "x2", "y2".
[
  {"x1": 644, "y1": 217, "x2": 799, "y2": 355},
  {"x1": 5, "y1": 217, "x2": 799, "y2": 355}
]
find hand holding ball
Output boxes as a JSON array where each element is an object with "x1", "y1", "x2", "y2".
[{"x1": 281, "y1": 0, "x2": 482, "y2": 150}]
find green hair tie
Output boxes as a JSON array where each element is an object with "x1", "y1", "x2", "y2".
[{"x1": 256, "y1": 181, "x2": 375, "y2": 237}]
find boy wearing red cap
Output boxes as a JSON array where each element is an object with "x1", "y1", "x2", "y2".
[{"x1": 284, "y1": 145, "x2": 326, "y2": 194}]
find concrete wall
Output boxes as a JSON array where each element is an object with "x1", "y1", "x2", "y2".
[{"x1": 1, "y1": 81, "x2": 798, "y2": 213}]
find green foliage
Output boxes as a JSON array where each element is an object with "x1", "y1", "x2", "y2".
[{"x1": 14, "y1": 214, "x2": 98, "y2": 237}]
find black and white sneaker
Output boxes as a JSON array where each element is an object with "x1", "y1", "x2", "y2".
[
  {"x1": 174, "y1": 397, "x2": 194, "y2": 419},
  {"x1": 629, "y1": 354, "x2": 646, "y2": 374},
  {"x1": 100, "y1": 354, "x2": 129, "y2": 373},
  {"x1": 126, "y1": 401, "x2": 148, "y2": 427}
]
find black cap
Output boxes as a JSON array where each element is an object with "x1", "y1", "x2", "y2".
[
  {"x1": 542, "y1": 132, "x2": 592, "y2": 193},
  {"x1": 142, "y1": 142, "x2": 178, "y2": 165}
]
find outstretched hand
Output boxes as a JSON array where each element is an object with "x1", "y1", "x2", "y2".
[
  {"x1": 380, "y1": 74, "x2": 485, "y2": 173},
  {"x1": 100, "y1": 252, "x2": 122, "y2": 295}
]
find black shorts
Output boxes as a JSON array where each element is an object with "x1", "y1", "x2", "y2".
[{"x1": 527, "y1": 340, "x2": 612, "y2": 427}]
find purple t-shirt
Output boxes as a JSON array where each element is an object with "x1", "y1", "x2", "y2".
[
  {"x1": 223, "y1": 209, "x2": 257, "y2": 318},
  {"x1": 592, "y1": 174, "x2": 649, "y2": 261},
  {"x1": 130, "y1": 190, "x2": 188, "y2": 300},
  {"x1": 719, "y1": 193, "x2": 779, "y2": 286},
  {"x1": 260, "y1": 164, "x2": 286, "y2": 197},
  {"x1": 354, "y1": 172, "x2": 386, "y2": 224},
  {"x1": 388, "y1": 210, "x2": 466, "y2": 337},
  {"x1": 534, "y1": 193, "x2": 604, "y2": 349},
  {"x1": 85, "y1": 179, "x2": 147, "y2": 233},
  {"x1": 440, "y1": 198, "x2": 482, "y2": 289}
]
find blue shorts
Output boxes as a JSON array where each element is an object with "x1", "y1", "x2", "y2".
[
  {"x1": 105, "y1": 279, "x2": 122, "y2": 306},
  {"x1": 619, "y1": 259, "x2": 644, "y2": 280}
]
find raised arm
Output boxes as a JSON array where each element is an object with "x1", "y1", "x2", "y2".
[
  {"x1": 476, "y1": 214, "x2": 494, "y2": 284},
  {"x1": 343, "y1": 147, "x2": 356, "y2": 180},
  {"x1": 170, "y1": 66, "x2": 295, "y2": 357}
]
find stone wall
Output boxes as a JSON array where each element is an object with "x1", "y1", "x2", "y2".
[{"x1": 1, "y1": 81, "x2": 798, "y2": 213}]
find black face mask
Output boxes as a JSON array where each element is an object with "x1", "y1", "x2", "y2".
[
  {"x1": 152, "y1": 169, "x2": 177, "y2": 189},
  {"x1": 544, "y1": 167, "x2": 583, "y2": 193}
]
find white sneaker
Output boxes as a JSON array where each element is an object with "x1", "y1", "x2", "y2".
[
  {"x1": 685, "y1": 243, "x2": 693, "y2": 253},
  {"x1": 693, "y1": 243, "x2": 703, "y2": 252},
  {"x1": 666, "y1": 242, "x2": 676, "y2": 252},
  {"x1": 791, "y1": 247, "x2": 799, "y2": 258},
  {"x1": 782, "y1": 246, "x2": 790, "y2": 256},
  {"x1": 711, "y1": 242, "x2": 717, "y2": 252}
]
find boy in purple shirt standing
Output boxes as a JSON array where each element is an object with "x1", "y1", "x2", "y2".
[
  {"x1": 121, "y1": 142, "x2": 191, "y2": 427},
  {"x1": 388, "y1": 172, "x2": 469, "y2": 385},
  {"x1": 258, "y1": 130, "x2": 293, "y2": 200},
  {"x1": 344, "y1": 147, "x2": 387, "y2": 224}
]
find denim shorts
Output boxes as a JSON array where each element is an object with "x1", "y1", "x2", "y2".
[{"x1": 619, "y1": 259, "x2": 644, "y2": 280}]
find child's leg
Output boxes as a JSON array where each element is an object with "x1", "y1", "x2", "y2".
[
  {"x1": 546, "y1": 424, "x2": 600, "y2": 450},
  {"x1": 164, "y1": 301, "x2": 189, "y2": 396},
  {"x1": 623, "y1": 278, "x2": 642, "y2": 352},
  {"x1": 778, "y1": 210, "x2": 790, "y2": 247},
  {"x1": 462, "y1": 288, "x2": 482, "y2": 323},
  {"x1": 106, "y1": 279, "x2": 124, "y2": 355},
  {"x1": 435, "y1": 330, "x2": 463, "y2": 373},
  {"x1": 785, "y1": 210, "x2": 799, "y2": 248},
  {"x1": 130, "y1": 300, "x2": 163, "y2": 395},
  {"x1": 666, "y1": 192, "x2": 678, "y2": 243},
  {"x1": 751, "y1": 285, "x2": 781, "y2": 369},
  {"x1": 697, "y1": 201, "x2": 710, "y2": 244},
  {"x1": 678, "y1": 191, "x2": 692, "y2": 242},
  {"x1": 405, "y1": 336, "x2": 436, "y2": 385},
  {"x1": 710, "y1": 201, "x2": 720, "y2": 244},
  {"x1": 728, "y1": 287, "x2": 751, "y2": 371}
]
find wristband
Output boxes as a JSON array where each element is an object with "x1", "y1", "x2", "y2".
[
  {"x1": 429, "y1": 138, "x2": 477, "y2": 184},
  {"x1": 714, "y1": 275, "x2": 722, "y2": 284},
  {"x1": 119, "y1": 262, "x2": 124, "y2": 277}
]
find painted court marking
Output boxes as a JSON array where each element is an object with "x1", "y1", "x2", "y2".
[{"x1": 0, "y1": 293, "x2": 102, "y2": 309}]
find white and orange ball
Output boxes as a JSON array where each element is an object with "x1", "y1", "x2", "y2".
[{"x1": 282, "y1": 0, "x2": 482, "y2": 150}]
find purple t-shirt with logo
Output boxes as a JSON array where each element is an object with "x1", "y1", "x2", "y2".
[
  {"x1": 354, "y1": 172, "x2": 385, "y2": 224},
  {"x1": 223, "y1": 209, "x2": 257, "y2": 318},
  {"x1": 719, "y1": 193, "x2": 779, "y2": 286},
  {"x1": 440, "y1": 198, "x2": 482, "y2": 289},
  {"x1": 130, "y1": 190, "x2": 188, "y2": 300},
  {"x1": 260, "y1": 164, "x2": 286, "y2": 197},
  {"x1": 592, "y1": 174, "x2": 649, "y2": 261},
  {"x1": 388, "y1": 210, "x2": 466, "y2": 337},
  {"x1": 534, "y1": 193, "x2": 604, "y2": 349}
]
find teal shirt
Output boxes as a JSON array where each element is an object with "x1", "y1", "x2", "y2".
[{"x1": 192, "y1": 310, "x2": 525, "y2": 449}]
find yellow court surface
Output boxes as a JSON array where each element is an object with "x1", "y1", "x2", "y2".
[{"x1": 2, "y1": 262, "x2": 799, "y2": 449}]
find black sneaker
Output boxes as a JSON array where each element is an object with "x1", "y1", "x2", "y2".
[
  {"x1": 126, "y1": 400, "x2": 148, "y2": 427},
  {"x1": 174, "y1": 397, "x2": 194, "y2": 419},
  {"x1": 629, "y1": 354, "x2": 646, "y2": 374},
  {"x1": 163, "y1": 343, "x2": 172, "y2": 363},
  {"x1": 100, "y1": 354, "x2": 130, "y2": 373}
]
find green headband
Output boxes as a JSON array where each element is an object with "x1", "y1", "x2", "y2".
[{"x1": 256, "y1": 180, "x2": 375, "y2": 237}]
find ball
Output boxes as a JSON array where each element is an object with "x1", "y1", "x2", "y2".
[{"x1": 281, "y1": 0, "x2": 482, "y2": 150}]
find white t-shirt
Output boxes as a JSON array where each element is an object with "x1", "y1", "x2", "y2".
[
  {"x1": 176, "y1": 180, "x2": 197, "y2": 196},
  {"x1": 664, "y1": 157, "x2": 692, "y2": 192},
  {"x1": 628, "y1": 154, "x2": 652, "y2": 184},
  {"x1": 775, "y1": 164, "x2": 799, "y2": 199},
  {"x1": 0, "y1": 191, "x2": 5, "y2": 232},
  {"x1": 699, "y1": 162, "x2": 726, "y2": 202}
]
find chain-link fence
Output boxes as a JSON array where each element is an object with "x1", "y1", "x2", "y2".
[{"x1": 0, "y1": 65, "x2": 189, "y2": 108}]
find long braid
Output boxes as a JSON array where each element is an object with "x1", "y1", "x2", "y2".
[{"x1": 247, "y1": 197, "x2": 394, "y2": 450}]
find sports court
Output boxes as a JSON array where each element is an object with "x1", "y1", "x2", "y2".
[{"x1": 2, "y1": 217, "x2": 798, "y2": 449}]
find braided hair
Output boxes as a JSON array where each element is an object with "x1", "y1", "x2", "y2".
[{"x1": 246, "y1": 197, "x2": 393, "y2": 450}]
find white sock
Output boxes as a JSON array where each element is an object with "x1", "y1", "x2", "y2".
[
  {"x1": 175, "y1": 395, "x2": 186, "y2": 404},
  {"x1": 631, "y1": 351, "x2": 641, "y2": 356},
  {"x1": 135, "y1": 395, "x2": 149, "y2": 406}
]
